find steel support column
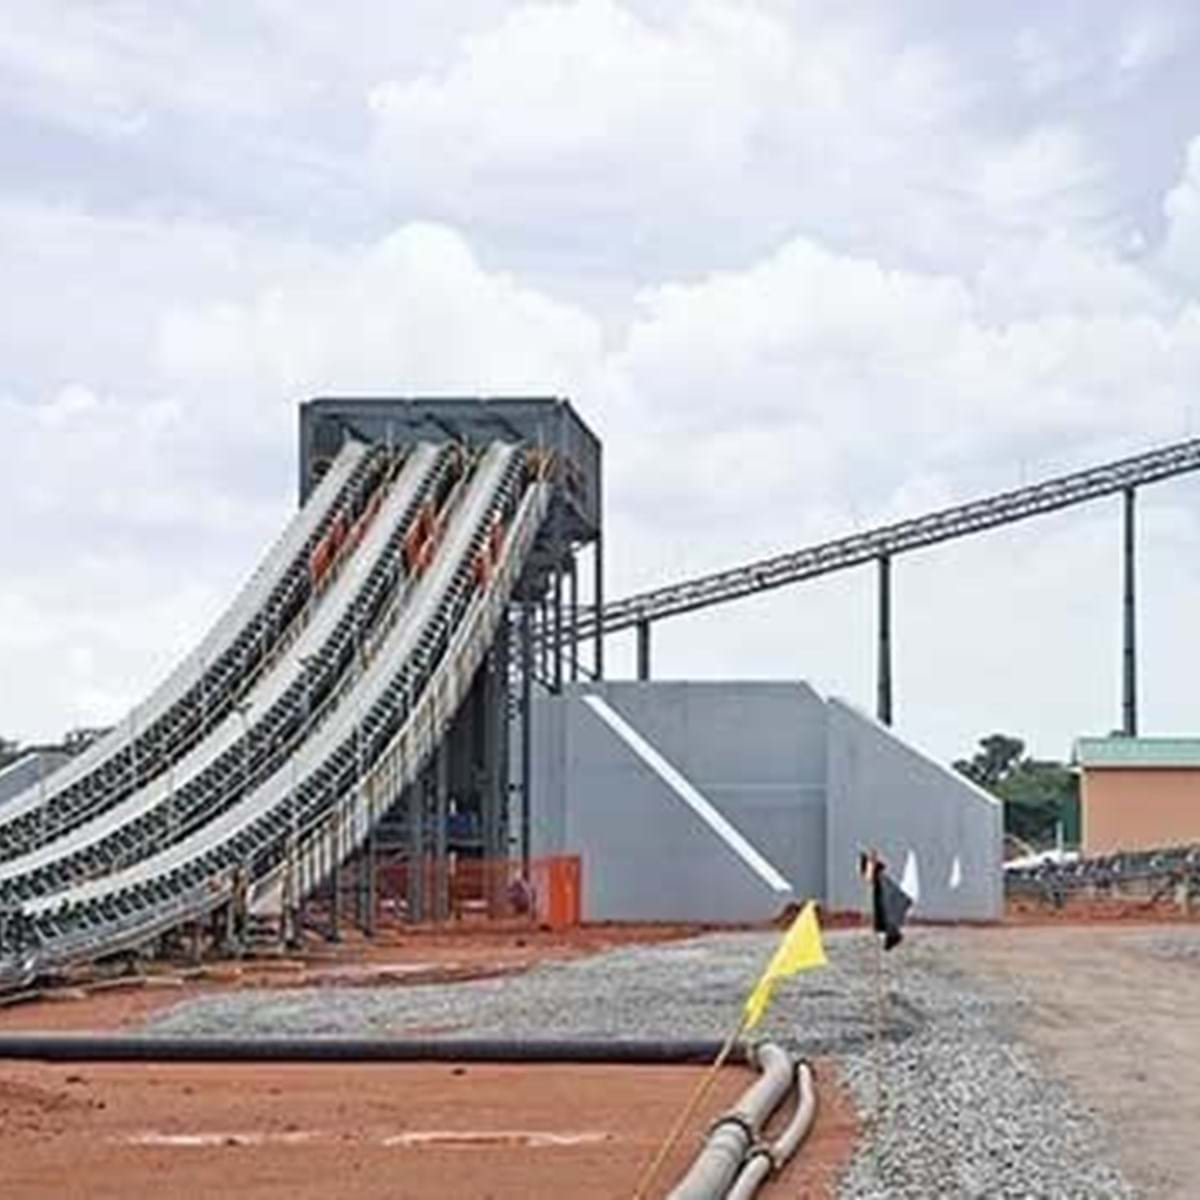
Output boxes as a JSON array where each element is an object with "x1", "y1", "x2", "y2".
[
  {"x1": 553, "y1": 562, "x2": 564, "y2": 692},
  {"x1": 552, "y1": 467, "x2": 565, "y2": 695},
  {"x1": 1123, "y1": 486, "x2": 1138, "y2": 737},
  {"x1": 636, "y1": 620, "x2": 652, "y2": 682},
  {"x1": 433, "y1": 740, "x2": 449, "y2": 922},
  {"x1": 520, "y1": 600, "x2": 533, "y2": 874},
  {"x1": 407, "y1": 778, "x2": 425, "y2": 922},
  {"x1": 568, "y1": 555, "x2": 579, "y2": 682},
  {"x1": 593, "y1": 532, "x2": 605, "y2": 680},
  {"x1": 328, "y1": 808, "x2": 341, "y2": 942},
  {"x1": 478, "y1": 642, "x2": 504, "y2": 914},
  {"x1": 363, "y1": 772, "x2": 376, "y2": 937},
  {"x1": 877, "y1": 554, "x2": 893, "y2": 726}
]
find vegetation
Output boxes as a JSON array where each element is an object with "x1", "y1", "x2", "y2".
[{"x1": 953, "y1": 733, "x2": 1079, "y2": 849}]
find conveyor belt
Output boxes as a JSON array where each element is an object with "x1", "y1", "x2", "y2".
[
  {"x1": 0, "y1": 441, "x2": 549, "y2": 983},
  {"x1": 0, "y1": 443, "x2": 456, "y2": 907},
  {"x1": 0, "y1": 439, "x2": 386, "y2": 858}
]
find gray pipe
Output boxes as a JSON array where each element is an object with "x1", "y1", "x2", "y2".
[
  {"x1": 0, "y1": 1034, "x2": 742, "y2": 1065},
  {"x1": 723, "y1": 1042, "x2": 796, "y2": 1134},
  {"x1": 669, "y1": 1120, "x2": 753, "y2": 1200},
  {"x1": 667, "y1": 1042, "x2": 797, "y2": 1200},
  {"x1": 725, "y1": 1060, "x2": 818, "y2": 1200}
]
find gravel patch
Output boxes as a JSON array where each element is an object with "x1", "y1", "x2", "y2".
[{"x1": 146, "y1": 929, "x2": 1131, "y2": 1197}]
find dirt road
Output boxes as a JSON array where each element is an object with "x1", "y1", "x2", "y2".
[{"x1": 957, "y1": 924, "x2": 1200, "y2": 1199}]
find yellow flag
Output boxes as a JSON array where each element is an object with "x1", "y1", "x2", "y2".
[{"x1": 742, "y1": 901, "x2": 827, "y2": 1029}]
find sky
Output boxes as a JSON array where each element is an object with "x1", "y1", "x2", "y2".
[{"x1": 2, "y1": 0, "x2": 1200, "y2": 762}]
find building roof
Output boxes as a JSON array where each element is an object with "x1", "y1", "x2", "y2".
[{"x1": 1075, "y1": 736, "x2": 1200, "y2": 769}]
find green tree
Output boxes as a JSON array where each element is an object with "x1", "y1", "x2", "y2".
[{"x1": 954, "y1": 733, "x2": 1079, "y2": 849}]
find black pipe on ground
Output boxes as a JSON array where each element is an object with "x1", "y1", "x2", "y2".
[{"x1": 0, "y1": 1034, "x2": 746, "y2": 1066}]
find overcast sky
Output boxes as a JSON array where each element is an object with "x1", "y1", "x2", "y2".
[{"x1": 3, "y1": 1, "x2": 1200, "y2": 761}]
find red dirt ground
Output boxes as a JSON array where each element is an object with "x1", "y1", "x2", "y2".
[
  {"x1": 0, "y1": 1058, "x2": 857, "y2": 1198},
  {"x1": 0, "y1": 923, "x2": 859, "y2": 1196}
]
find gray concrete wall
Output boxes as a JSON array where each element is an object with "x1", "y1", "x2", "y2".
[
  {"x1": 529, "y1": 682, "x2": 1002, "y2": 924},
  {"x1": 530, "y1": 682, "x2": 827, "y2": 922},
  {"x1": 825, "y1": 698, "x2": 1003, "y2": 921}
]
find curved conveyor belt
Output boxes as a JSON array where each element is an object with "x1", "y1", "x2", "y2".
[
  {"x1": 0, "y1": 439, "x2": 384, "y2": 860},
  {"x1": 0, "y1": 441, "x2": 549, "y2": 986},
  {"x1": 0, "y1": 442, "x2": 455, "y2": 909}
]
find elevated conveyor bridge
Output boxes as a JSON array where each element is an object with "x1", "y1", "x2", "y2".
[{"x1": 558, "y1": 435, "x2": 1200, "y2": 730}]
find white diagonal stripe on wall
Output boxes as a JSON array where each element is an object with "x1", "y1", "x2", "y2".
[{"x1": 582, "y1": 694, "x2": 792, "y2": 896}]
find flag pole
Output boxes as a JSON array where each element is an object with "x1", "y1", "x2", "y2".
[
  {"x1": 873, "y1": 916, "x2": 885, "y2": 1124},
  {"x1": 862, "y1": 855, "x2": 883, "y2": 1128},
  {"x1": 631, "y1": 1012, "x2": 747, "y2": 1200}
]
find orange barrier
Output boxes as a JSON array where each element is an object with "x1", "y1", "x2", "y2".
[
  {"x1": 535, "y1": 855, "x2": 581, "y2": 930},
  {"x1": 368, "y1": 855, "x2": 582, "y2": 928}
]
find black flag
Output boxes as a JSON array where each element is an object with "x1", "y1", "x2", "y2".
[
  {"x1": 874, "y1": 869, "x2": 912, "y2": 950},
  {"x1": 860, "y1": 852, "x2": 912, "y2": 951}
]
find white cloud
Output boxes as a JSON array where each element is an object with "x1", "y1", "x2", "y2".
[
  {"x1": 158, "y1": 222, "x2": 604, "y2": 398},
  {"x1": 366, "y1": 0, "x2": 1044, "y2": 276},
  {"x1": 3, "y1": 1, "x2": 1200, "y2": 767},
  {"x1": 0, "y1": 210, "x2": 607, "y2": 740},
  {"x1": 971, "y1": 124, "x2": 1111, "y2": 241},
  {"x1": 1161, "y1": 136, "x2": 1200, "y2": 286}
]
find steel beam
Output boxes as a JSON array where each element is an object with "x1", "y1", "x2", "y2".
[
  {"x1": 561, "y1": 434, "x2": 1200, "y2": 642},
  {"x1": 636, "y1": 620, "x2": 652, "y2": 682},
  {"x1": 568, "y1": 556, "x2": 579, "y2": 682},
  {"x1": 406, "y1": 779, "x2": 425, "y2": 923},
  {"x1": 1123, "y1": 487, "x2": 1138, "y2": 737},
  {"x1": 594, "y1": 532, "x2": 605, "y2": 679},
  {"x1": 433, "y1": 740, "x2": 449, "y2": 923},
  {"x1": 877, "y1": 555, "x2": 892, "y2": 726},
  {"x1": 328, "y1": 808, "x2": 341, "y2": 942},
  {"x1": 361, "y1": 764, "x2": 377, "y2": 937},
  {"x1": 520, "y1": 601, "x2": 533, "y2": 874}
]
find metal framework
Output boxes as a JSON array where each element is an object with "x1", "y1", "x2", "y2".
[
  {"x1": 1, "y1": 443, "x2": 545, "y2": 983},
  {"x1": 562, "y1": 434, "x2": 1200, "y2": 725},
  {"x1": 6, "y1": 407, "x2": 1195, "y2": 984},
  {"x1": 572, "y1": 436, "x2": 1200, "y2": 640},
  {"x1": 0, "y1": 399, "x2": 601, "y2": 987}
]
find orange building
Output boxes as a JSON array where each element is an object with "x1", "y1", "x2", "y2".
[{"x1": 1076, "y1": 737, "x2": 1200, "y2": 854}]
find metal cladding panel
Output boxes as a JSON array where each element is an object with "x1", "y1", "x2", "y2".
[
  {"x1": 530, "y1": 681, "x2": 827, "y2": 921},
  {"x1": 299, "y1": 397, "x2": 602, "y2": 538},
  {"x1": 1075, "y1": 735, "x2": 1200, "y2": 769},
  {"x1": 825, "y1": 698, "x2": 1003, "y2": 922},
  {"x1": 527, "y1": 697, "x2": 568, "y2": 860}
]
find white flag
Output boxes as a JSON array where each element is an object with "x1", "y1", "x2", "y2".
[
  {"x1": 900, "y1": 849, "x2": 921, "y2": 904},
  {"x1": 949, "y1": 855, "x2": 962, "y2": 890}
]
